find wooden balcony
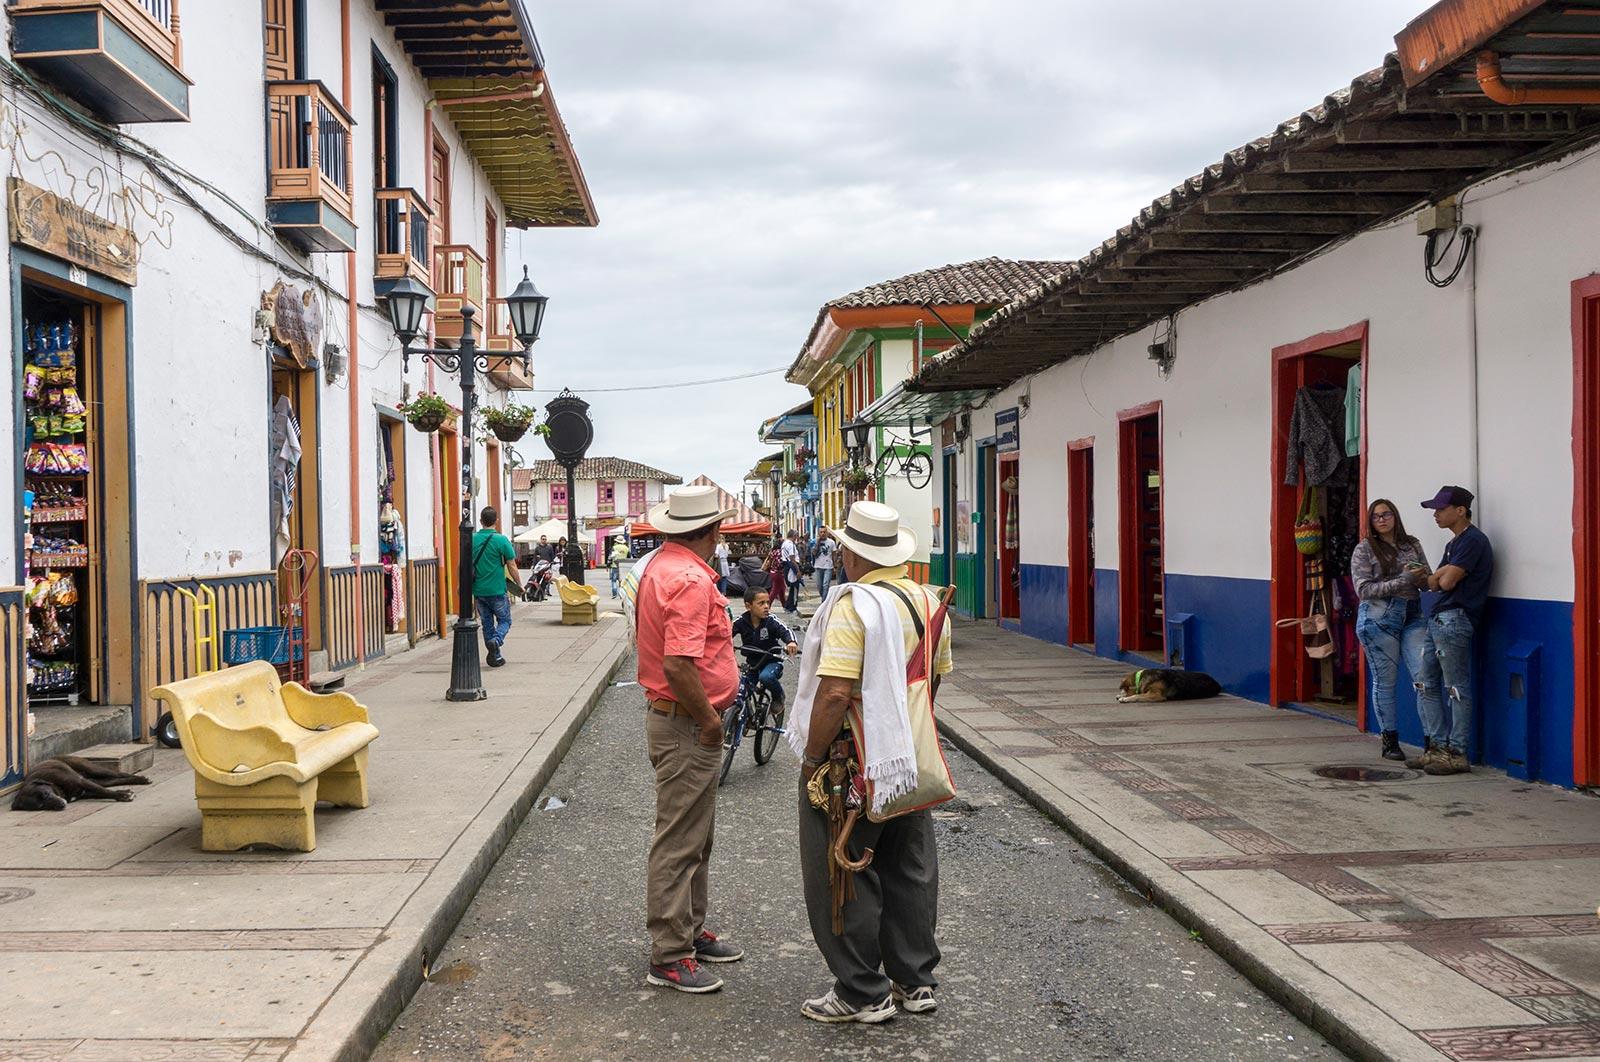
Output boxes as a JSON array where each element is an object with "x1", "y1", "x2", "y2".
[
  {"x1": 482, "y1": 299, "x2": 533, "y2": 388},
  {"x1": 374, "y1": 188, "x2": 432, "y2": 297},
  {"x1": 9, "y1": 0, "x2": 191, "y2": 122},
  {"x1": 431, "y1": 244, "x2": 484, "y2": 346},
  {"x1": 266, "y1": 80, "x2": 356, "y2": 254}
]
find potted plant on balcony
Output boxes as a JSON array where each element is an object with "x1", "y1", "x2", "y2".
[
  {"x1": 794, "y1": 445, "x2": 816, "y2": 464},
  {"x1": 480, "y1": 402, "x2": 545, "y2": 443},
  {"x1": 783, "y1": 469, "x2": 811, "y2": 489},
  {"x1": 840, "y1": 467, "x2": 874, "y2": 493},
  {"x1": 401, "y1": 392, "x2": 455, "y2": 433}
]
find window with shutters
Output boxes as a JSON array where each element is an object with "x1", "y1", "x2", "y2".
[
  {"x1": 628, "y1": 481, "x2": 646, "y2": 515},
  {"x1": 551, "y1": 483, "x2": 567, "y2": 518},
  {"x1": 597, "y1": 481, "x2": 615, "y2": 515}
]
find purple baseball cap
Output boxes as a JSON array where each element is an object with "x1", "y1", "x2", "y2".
[{"x1": 1421, "y1": 485, "x2": 1474, "y2": 510}]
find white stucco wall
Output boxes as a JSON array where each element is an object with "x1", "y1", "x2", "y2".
[{"x1": 935, "y1": 140, "x2": 1600, "y2": 607}]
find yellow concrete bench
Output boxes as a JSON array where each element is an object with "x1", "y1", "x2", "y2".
[
  {"x1": 556, "y1": 575, "x2": 599, "y2": 626},
  {"x1": 151, "y1": 661, "x2": 379, "y2": 852}
]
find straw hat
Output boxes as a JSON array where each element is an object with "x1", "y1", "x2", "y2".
[
  {"x1": 647, "y1": 484, "x2": 737, "y2": 535},
  {"x1": 829, "y1": 500, "x2": 917, "y2": 569}
]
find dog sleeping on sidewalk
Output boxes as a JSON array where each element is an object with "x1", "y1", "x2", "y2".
[
  {"x1": 10, "y1": 756, "x2": 151, "y2": 811},
  {"x1": 1117, "y1": 668, "x2": 1223, "y2": 703}
]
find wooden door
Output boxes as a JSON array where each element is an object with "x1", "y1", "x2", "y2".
[
  {"x1": 1068, "y1": 439, "x2": 1095, "y2": 645},
  {"x1": 430, "y1": 137, "x2": 451, "y2": 253},
  {"x1": 439, "y1": 423, "x2": 460, "y2": 617},
  {"x1": 485, "y1": 206, "x2": 499, "y2": 303},
  {"x1": 1118, "y1": 405, "x2": 1163, "y2": 656},
  {"x1": 1572, "y1": 279, "x2": 1600, "y2": 785},
  {"x1": 263, "y1": 0, "x2": 297, "y2": 80}
]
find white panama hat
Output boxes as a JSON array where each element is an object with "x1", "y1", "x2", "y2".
[
  {"x1": 829, "y1": 500, "x2": 917, "y2": 569},
  {"x1": 647, "y1": 484, "x2": 738, "y2": 535}
]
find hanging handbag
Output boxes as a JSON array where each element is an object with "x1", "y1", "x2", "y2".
[{"x1": 1294, "y1": 488, "x2": 1324, "y2": 556}]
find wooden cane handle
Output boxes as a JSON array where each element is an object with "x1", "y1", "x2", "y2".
[{"x1": 832, "y1": 809, "x2": 874, "y2": 872}]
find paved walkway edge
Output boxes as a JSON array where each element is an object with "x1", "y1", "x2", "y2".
[
  {"x1": 287, "y1": 631, "x2": 630, "y2": 1062},
  {"x1": 938, "y1": 713, "x2": 1436, "y2": 1062}
]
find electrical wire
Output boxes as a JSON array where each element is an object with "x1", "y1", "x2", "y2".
[
  {"x1": 1425, "y1": 225, "x2": 1476, "y2": 288},
  {"x1": 528, "y1": 366, "x2": 787, "y2": 392}
]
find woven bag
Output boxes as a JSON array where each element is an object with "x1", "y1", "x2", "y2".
[{"x1": 1293, "y1": 488, "x2": 1324, "y2": 556}]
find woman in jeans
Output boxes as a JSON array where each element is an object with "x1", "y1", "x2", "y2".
[{"x1": 1350, "y1": 499, "x2": 1438, "y2": 761}]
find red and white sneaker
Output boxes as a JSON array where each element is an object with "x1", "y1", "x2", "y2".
[
  {"x1": 646, "y1": 957, "x2": 724, "y2": 994},
  {"x1": 693, "y1": 930, "x2": 744, "y2": 963}
]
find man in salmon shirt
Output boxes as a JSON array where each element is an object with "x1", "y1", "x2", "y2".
[{"x1": 634, "y1": 484, "x2": 743, "y2": 993}]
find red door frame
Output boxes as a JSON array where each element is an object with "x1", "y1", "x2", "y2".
[
  {"x1": 1117, "y1": 402, "x2": 1163, "y2": 656},
  {"x1": 1269, "y1": 321, "x2": 1369, "y2": 715},
  {"x1": 1067, "y1": 436, "x2": 1095, "y2": 644},
  {"x1": 1570, "y1": 276, "x2": 1600, "y2": 786}
]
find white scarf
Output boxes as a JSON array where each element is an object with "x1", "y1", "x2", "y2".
[
  {"x1": 788, "y1": 583, "x2": 917, "y2": 815},
  {"x1": 620, "y1": 546, "x2": 660, "y2": 647}
]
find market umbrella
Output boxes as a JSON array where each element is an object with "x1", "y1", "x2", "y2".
[{"x1": 514, "y1": 518, "x2": 594, "y2": 545}]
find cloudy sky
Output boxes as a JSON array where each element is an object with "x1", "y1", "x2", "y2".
[{"x1": 511, "y1": 1, "x2": 1406, "y2": 500}]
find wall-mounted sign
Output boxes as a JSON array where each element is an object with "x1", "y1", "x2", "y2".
[
  {"x1": 957, "y1": 501, "x2": 971, "y2": 547},
  {"x1": 940, "y1": 419, "x2": 955, "y2": 450},
  {"x1": 995, "y1": 407, "x2": 1020, "y2": 453},
  {"x1": 9, "y1": 178, "x2": 138, "y2": 285}
]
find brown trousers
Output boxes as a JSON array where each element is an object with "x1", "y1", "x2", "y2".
[{"x1": 645, "y1": 708, "x2": 722, "y2": 965}]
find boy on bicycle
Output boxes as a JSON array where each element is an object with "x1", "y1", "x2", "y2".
[{"x1": 731, "y1": 587, "x2": 799, "y2": 710}]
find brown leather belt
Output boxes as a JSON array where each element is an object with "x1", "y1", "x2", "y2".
[{"x1": 648, "y1": 698, "x2": 692, "y2": 718}]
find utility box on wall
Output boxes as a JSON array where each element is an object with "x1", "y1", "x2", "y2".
[
  {"x1": 1166, "y1": 612, "x2": 1196, "y2": 670},
  {"x1": 1504, "y1": 640, "x2": 1542, "y2": 781}
]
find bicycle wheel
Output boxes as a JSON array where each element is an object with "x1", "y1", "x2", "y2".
[
  {"x1": 874, "y1": 445, "x2": 899, "y2": 482},
  {"x1": 904, "y1": 450, "x2": 934, "y2": 490},
  {"x1": 719, "y1": 706, "x2": 741, "y2": 786},
  {"x1": 753, "y1": 690, "x2": 782, "y2": 765}
]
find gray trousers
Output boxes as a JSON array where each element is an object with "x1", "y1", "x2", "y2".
[{"x1": 798, "y1": 786, "x2": 941, "y2": 1005}]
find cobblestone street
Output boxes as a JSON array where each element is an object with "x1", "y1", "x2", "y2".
[{"x1": 375, "y1": 648, "x2": 1339, "y2": 1061}]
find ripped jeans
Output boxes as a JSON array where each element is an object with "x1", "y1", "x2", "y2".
[
  {"x1": 1354, "y1": 597, "x2": 1437, "y2": 736},
  {"x1": 1419, "y1": 609, "x2": 1475, "y2": 755}
]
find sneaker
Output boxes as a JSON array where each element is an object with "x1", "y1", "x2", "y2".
[
  {"x1": 646, "y1": 957, "x2": 724, "y2": 994},
  {"x1": 1380, "y1": 731, "x2": 1405, "y2": 762},
  {"x1": 1404, "y1": 739, "x2": 1438, "y2": 770},
  {"x1": 891, "y1": 982, "x2": 937, "y2": 1013},
  {"x1": 693, "y1": 930, "x2": 744, "y2": 963},
  {"x1": 801, "y1": 988, "x2": 896, "y2": 1024},
  {"x1": 1425, "y1": 748, "x2": 1471, "y2": 775},
  {"x1": 486, "y1": 646, "x2": 505, "y2": 668}
]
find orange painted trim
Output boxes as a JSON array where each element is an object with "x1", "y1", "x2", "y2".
[{"x1": 801, "y1": 304, "x2": 979, "y2": 372}]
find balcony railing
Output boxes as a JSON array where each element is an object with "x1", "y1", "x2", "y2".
[
  {"x1": 375, "y1": 188, "x2": 432, "y2": 290},
  {"x1": 432, "y1": 244, "x2": 485, "y2": 345},
  {"x1": 267, "y1": 80, "x2": 354, "y2": 219}
]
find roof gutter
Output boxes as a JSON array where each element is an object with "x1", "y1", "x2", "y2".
[{"x1": 1475, "y1": 50, "x2": 1600, "y2": 104}]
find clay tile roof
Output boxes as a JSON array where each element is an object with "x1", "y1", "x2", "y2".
[{"x1": 511, "y1": 458, "x2": 682, "y2": 490}]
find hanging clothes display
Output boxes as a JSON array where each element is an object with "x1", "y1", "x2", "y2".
[
  {"x1": 1284, "y1": 384, "x2": 1346, "y2": 486},
  {"x1": 1001, "y1": 474, "x2": 1020, "y2": 550},
  {"x1": 269, "y1": 396, "x2": 301, "y2": 565},
  {"x1": 1344, "y1": 362, "x2": 1362, "y2": 458}
]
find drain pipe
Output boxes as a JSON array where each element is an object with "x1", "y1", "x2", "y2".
[
  {"x1": 1476, "y1": 51, "x2": 1600, "y2": 105},
  {"x1": 341, "y1": 0, "x2": 366, "y2": 662}
]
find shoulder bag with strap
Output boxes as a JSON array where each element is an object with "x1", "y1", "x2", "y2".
[{"x1": 846, "y1": 581, "x2": 958, "y2": 822}]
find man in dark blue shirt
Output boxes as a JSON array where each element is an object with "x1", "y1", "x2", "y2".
[
  {"x1": 730, "y1": 586, "x2": 799, "y2": 708},
  {"x1": 1414, "y1": 486, "x2": 1493, "y2": 775}
]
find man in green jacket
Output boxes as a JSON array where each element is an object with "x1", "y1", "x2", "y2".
[{"x1": 472, "y1": 506, "x2": 519, "y2": 667}]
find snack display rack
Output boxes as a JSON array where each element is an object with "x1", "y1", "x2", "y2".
[{"x1": 21, "y1": 314, "x2": 91, "y2": 705}]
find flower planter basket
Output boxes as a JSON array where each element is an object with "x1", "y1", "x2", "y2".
[
  {"x1": 491, "y1": 422, "x2": 530, "y2": 443},
  {"x1": 410, "y1": 410, "x2": 449, "y2": 433},
  {"x1": 841, "y1": 469, "x2": 874, "y2": 492}
]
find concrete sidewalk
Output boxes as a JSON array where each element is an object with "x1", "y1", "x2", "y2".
[
  {"x1": 0, "y1": 597, "x2": 629, "y2": 1062},
  {"x1": 938, "y1": 622, "x2": 1600, "y2": 1062}
]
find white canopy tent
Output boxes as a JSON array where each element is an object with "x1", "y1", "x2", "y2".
[{"x1": 514, "y1": 518, "x2": 594, "y2": 545}]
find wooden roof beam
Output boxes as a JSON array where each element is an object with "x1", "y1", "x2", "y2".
[
  {"x1": 1097, "y1": 267, "x2": 1261, "y2": 283},
  {"x1": 1203, "y1": 192, "x2": 1421, "y2": 214},
  {"x1": 1335, "y1": 115, "x2": 1577, "y2": 143},
  {"x1": 1281, "y1": 146, "x2": 1524, "y2": 171},
  {"x1": 1166, "y1": 212, "x2": 1365, "y2": 235},
  {"x1": 1238, "y1": 171, "x2": 1453, "y2": 193}
]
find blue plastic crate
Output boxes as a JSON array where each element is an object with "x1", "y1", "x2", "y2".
[{"x1": 222, "y1": 625, "x2": 304, "y2": 665}]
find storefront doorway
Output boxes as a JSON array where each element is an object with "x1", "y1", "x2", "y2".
[
  {"x1": 13, "y1": 260, "x2": 136, "y2": 720},
  {"x1": 438, "y1": 422, "x2": 461, "y2": 620},
  {"x1": 1117, "y1": 404, "x2": 1163, "y2": 657},
  {"x1": 378, "y1": 414, "x2": 407, "y2": 636},
  {"x1": 1570, "y1": 278, "x2": 1600, "y2": 786},
  {"x1": 977, "y1": 442, "x2": 997, "y2": 619},
  {"x1": 270, "y1": 363, "x2": 324, "y2": 651},
  {"x1": 941, "y1": 450, "x2": 956, "y2": 568},
  {"x1": 1270, "y1": 323, "x2": 1367, "y2": 723},
  {"x1": 1067, "y1": 437, "x2": 1095, "y2": 646},
  {"x1": 997, "y1": 453, "x2": 1020, "y2": 624}
]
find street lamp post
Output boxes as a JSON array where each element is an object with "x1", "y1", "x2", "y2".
[
  {"x1": 385, "y1": 267, "x2": 548, "y2": 701},
  {"x1": 543, "y1": 389, "x2": 594, "y2": 584},
  {"x1": 842, "y1": 419, "x2": 872, "y2": 504}
]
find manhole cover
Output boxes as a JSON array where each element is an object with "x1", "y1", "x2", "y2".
[{"x1": 1312, "y1": 764, "x2": 1418, "y2": 783}]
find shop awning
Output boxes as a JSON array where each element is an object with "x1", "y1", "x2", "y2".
[{"x1": 854, "y1": 382, "x2": 993, "y2": 427}]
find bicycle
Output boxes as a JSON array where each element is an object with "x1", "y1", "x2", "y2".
[
  {"x1": 873, "y1": 419, "x2": 934, "y2": 489},
  {"x1": 719, "y1": 646, "x2": 790, "y2": 786}
]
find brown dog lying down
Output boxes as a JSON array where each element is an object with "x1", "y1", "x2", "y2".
[
  {"x1": 10, "y1": 756, "x2": 151, "y2": 811},
  {"x1": 1117, "y1": 667, "x2": 1223, "y2": 703}
]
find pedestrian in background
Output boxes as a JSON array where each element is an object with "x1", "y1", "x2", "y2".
[
  {"x1": 1415, "y1": 486, "x2": 1494, "y2": 776},
  {"x1": 781, "y1": 529, "x2": 802, "y2": 613},
  {"x1": 633, "y1": 485, "x2": 745, "y2": 993},
  {"x1": 608, "y1": 536, "x2": 630, "y2": 599},
  {"x1": 470, "y1": 506, "x2": 519, "y2": 669},
  {"x1": 813, "y1": 526, "x2": 836, "y2": 600},
  {"x1": 1351, "y1": 499, "x2": 1436, "y2": 762}
]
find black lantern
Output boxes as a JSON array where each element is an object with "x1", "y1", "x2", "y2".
[
  {"x1": 505, "y1": 266, "x2": 548, "y2": 347},
  {"x1": 385, "y1": 275, "x2": 432, "y2": 351},
  {"x1": 842, "y1": 419, "x2": 871, "y2": 457}
]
